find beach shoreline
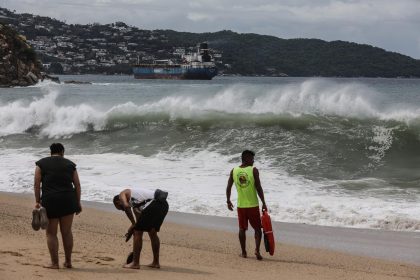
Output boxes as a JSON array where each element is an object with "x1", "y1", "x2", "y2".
[
  {"x1": 3, "y1": 191, "x2": 420, "y2": 265},
  {"x1": 0, "y1": 191, "x2": 419, "y2": 280}
]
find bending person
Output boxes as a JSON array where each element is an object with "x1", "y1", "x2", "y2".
[
  {"x1": 34, "y1": 143, "x2": 82, "y2": 269},
  {"x1": 113, "y1": 188, "x2": 169, "y2": 269}
]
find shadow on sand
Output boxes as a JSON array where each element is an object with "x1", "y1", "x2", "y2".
[{"x1": 67, "y1": 265, "x2": 212, "y2": 276}]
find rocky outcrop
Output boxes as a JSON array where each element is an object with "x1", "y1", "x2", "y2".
[
  {"x1": 63, "y1": 80, "x2": 91, "y2": 84},
  {"x1": 0, "y1": 23, "x2": 42, "y2": 87}
]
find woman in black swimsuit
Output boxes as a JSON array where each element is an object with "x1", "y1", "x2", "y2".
[{"x1": 34, "y1": 143, "x2": 82, "y2": 269}]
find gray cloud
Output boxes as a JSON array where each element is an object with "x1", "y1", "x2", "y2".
[{"x1": 2, "y1": 0, "x2": 420, "y2": 58}]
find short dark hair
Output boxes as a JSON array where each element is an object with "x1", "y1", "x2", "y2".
[
  {"x1": 113, "y1": 195, "x2": 120, "y2": 205},
  {"x1": 50, "y1": 143, "x2": 65, "y2": 154},
  {"x1": 241, "y1": 150, "x2": 255, "y2": 162}
]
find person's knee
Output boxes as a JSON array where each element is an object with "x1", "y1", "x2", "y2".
[
  {"x1": 134, "y1": 230, "x2": 143, "y2": 237},
  {"x1": 148, "y1": 229, "x2": 159, "y2": 238},
  {"x1": 46, "y1": 226, "x2": 58, "y2": 236},
  {"x1": 60, "y1": 225, "x2": 73, "y2": 236},
  {"x1": 46, "y1": 230, "x2": 57, "y2": 237}
]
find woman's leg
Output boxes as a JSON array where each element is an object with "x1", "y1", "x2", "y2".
[
  {"x1": 59, "y1": 214, "x2": 74, "y2": 268},
  {"x1": 45, "y1": 218, "x2": 59, "y2": 268}
]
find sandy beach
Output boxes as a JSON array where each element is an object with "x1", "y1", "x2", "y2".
[{"x1": 0, "y1": 192, "x2": 419, "y2": 280}]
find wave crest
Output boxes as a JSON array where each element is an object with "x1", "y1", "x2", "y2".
[
  {"x1": 2, "y1": 79, "x2": 420, "y2": 138},
  {"x1": 0, "y1": 90, "x2": 105, "y2": 138}
]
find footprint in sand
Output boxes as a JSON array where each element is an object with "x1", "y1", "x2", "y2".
[
  {"x1": 80, "y1": 256, "x2": 115, "y2": 265},
  {"x1": 0, "y1": 251, "x2": 23, "y2": 257},
  {"x1": 95, "y1": 256, "x2": 115, "y2": 262}
]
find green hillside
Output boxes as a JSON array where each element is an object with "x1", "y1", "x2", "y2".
[
  {"x1": 2, "y1": 7, "x2": 420, "y2": 77},
  {"x1": 161, "y1": 30, "x2": 420, "y2": 77}
]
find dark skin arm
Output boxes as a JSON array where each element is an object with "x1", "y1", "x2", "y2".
[
  {"x1": 253, "y1": 167, "x2": 267, "y2": 211},
  {"x1": 119, "y1": 189, "x2": 136, "y2": 232},
  {"x1": 73, "y1": 170, "x2": 82, "y2": 214},
  {"x1": 34, "y1": 166, "x2": 42, "y2": 209},
  {"x1": 226, "y1": 169, "x2": 234, "y2": 211}
]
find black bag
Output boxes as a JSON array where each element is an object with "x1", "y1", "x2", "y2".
[
  {"x1": 126, "y1": 252, "x2": 134, "y2": 264},
  {"x1": 154, "y1": 189, "x2": 168, "y2": 201}
]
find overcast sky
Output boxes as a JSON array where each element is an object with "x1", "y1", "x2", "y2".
[{"x1": 2, "y1": 0, "x2": 420, "y2": 59}]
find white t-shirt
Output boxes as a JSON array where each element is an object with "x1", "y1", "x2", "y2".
[{"x1": 129, "y1": 188, "x2": 155, "y2": 209}]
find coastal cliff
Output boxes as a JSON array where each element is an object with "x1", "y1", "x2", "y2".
[{"x1": 0, "y1": 23, "x2": 42, "y2": 87}]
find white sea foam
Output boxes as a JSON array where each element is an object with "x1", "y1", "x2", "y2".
[
  {"x1": 28, "y1": 79, "x2": 62, "y2": 88},
  {"x1": 0, "y1": 91, "x2": 106, "y2": 138},
  {"x1": 1, "y1": 148, "x2": 419, "y2": 231},
  {"x1": 2, "y1": 79, "x2": 420, "y2": 138},
  {"x1": 367, "y1": 126, "x2": 395, "y2": 164}
]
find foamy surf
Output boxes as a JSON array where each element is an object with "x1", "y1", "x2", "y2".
[
  {"x1": 0, "y1": 148, "x2": 419, "y2": 231},
  {"x1": 1, "y1": 76, "x2": 420, "y2": 231}
]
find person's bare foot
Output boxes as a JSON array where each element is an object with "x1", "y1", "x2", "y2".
[
  {"x1": 147, "y1": 263, "x2": 160, "y2": 269},
  {"x1": 63, "y1": 262, "x2": 73, "y2": 268},
  {"x1": 43, "y1": 263, "x2": 59, "y2": 269},
  {"x1": 255, "y1": 251, "x2": 263, "y2": 261},
  {"x1": 239, "y1": 251, "x2": 247, "y2": 258},
  {"x1": 123, "y1": 262, "x2": 140, "y2": 269}
]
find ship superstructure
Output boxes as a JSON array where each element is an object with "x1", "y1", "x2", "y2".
[{"x1": 133, "y1": 43, "x2": 218, "y2": 80}]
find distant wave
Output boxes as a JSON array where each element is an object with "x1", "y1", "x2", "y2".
[
  {"x1": 2, "y1": 79, "x2": 420, "y2": 138},
  {"x1": 27, "y1": 79, "x2": 62, "y2": 88}
]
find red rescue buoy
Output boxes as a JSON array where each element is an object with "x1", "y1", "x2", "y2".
[{"x1": 261, "y1": 210, "x2": 275, "y2": 256}]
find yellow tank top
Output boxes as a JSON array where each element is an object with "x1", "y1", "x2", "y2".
[{"x1": 233, "y1": 166, "x2": 259, "y2": 208}]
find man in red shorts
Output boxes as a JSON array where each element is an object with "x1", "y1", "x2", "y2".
[{"x1": 226, "y1": 150, "x2": 268, "y2": 260}]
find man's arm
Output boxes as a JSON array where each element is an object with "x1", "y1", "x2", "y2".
[
  {"x1": 34, "y1": 166, "x2": 42, "y2": 209},
  {"x1": 226, "y1": 169, "x2": 234, "y2": 211},
  {"x1": 253, "y1": 167, "x2": 267, "y2": 211},
  {"x1": 72, "y1": 170, "x2": 82, "y2": 214},
  {"x1": 119, "y1": 189, "x2": 136, "y2": 225}
]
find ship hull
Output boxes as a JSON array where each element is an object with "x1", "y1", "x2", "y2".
[{"x1": 133, "y1": 65, "x2": 217, "y2": 80}]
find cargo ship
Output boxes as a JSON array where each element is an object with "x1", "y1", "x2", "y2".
[{"x1": 133, "y1": 43, "x2": 218, "y2": 80}]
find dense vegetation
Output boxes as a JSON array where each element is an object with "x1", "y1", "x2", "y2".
[
  {"x1": 2, "y1": 7, "x2": 420, "y2": 77},
  {"x1": 160, "y1": 30, "x2": 420, "y2": 77}
]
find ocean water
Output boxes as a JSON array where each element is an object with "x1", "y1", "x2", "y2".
[{"x1": 1, "y1": 75, "x2": 420, "y2": 231}]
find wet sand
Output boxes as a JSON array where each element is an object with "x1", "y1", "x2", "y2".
[{"x1": 0, "y1": 192, "x2": 419, "y2": 280}]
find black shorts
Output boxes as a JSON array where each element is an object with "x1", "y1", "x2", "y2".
[
  {"x1": 42, "y1": 191, "x2": 79, "y2": 219},
  {"x1": 135, "y1": 200, "x2": 169, "y2": 232}
]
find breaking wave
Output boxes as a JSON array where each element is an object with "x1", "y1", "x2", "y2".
[{"x1": 2, "y1": 80, "x2": 420, "y2": 138}]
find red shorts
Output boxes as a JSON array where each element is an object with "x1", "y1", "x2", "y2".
[{"x1": 237, "y1": 206, "x2": 261, "y2": 230}]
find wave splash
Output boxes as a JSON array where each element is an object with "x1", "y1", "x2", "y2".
[
  {"x1": 1, "y1": 79, "x2": 420, "y2": 138},
  {"x1": 0, "y1": 90, "x2": 105, "y2": 138}
]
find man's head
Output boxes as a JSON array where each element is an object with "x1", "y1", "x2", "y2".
[
  {"x1": 241, "y1": 150, "x2": 255, "y2": 165},
  {"x1": 113, "y1": 195, "x2": 124, "y2": 210},
  {"x1": 50, "y1": 143, "x2": 65, "y2": 156}
]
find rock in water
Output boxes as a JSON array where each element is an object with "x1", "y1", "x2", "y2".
[{"x1": 0, "y1": 23, "x2": 42, "y2": 87}]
